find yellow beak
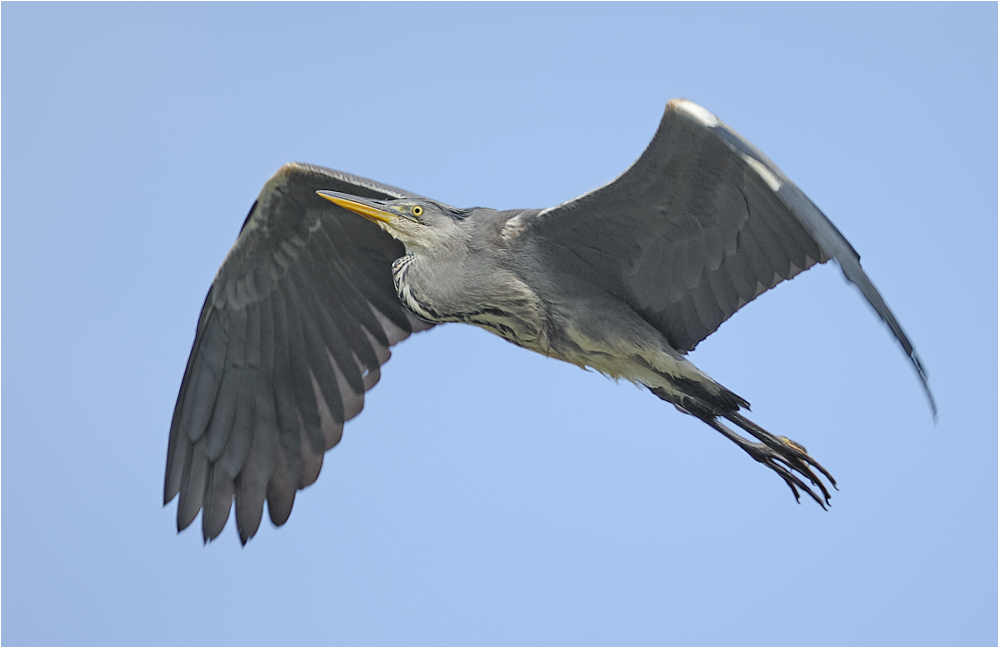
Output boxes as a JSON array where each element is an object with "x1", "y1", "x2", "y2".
[{"x1": 316, "y1": 191, "x2": 397, "y2": 225}]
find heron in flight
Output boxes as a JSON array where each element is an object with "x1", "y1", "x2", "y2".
[{"x1": 166, "y1": 99, "x2": 934, "y2": 543}]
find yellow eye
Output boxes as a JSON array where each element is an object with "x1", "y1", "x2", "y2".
[{"x1": 411, "y1": 205, "x2": 423, "y2": 217}]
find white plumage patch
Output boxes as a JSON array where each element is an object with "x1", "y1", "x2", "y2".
[
  {"x1": 742, "y1": 154, "x2": 782, "y2": 191},
  {"x1": 670, "y1": 99, "x2": 720, "y2": 128}
]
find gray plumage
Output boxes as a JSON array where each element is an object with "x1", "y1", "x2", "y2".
[{"x1": 166, "y1": 99, "x2": 933, "y2": 543}]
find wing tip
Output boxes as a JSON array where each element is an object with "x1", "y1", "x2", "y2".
[
  {"x1": 666, "y1": 98, "x2": 720, "y2": 128},
  {"x1": 910, "y1": 350, "x2": 938, "y2": 422}
]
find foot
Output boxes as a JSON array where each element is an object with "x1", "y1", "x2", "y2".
[{"x1": 704, "y1": 413, "x2": 837, "y2": 508}]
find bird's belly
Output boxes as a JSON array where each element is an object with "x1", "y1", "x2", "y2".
[
  {"x1": 462, "y1": 310, "x2": 549, "y2": 352},
  {"x1": 539, "y1": 305, "x2": 718, "y2": 397}
]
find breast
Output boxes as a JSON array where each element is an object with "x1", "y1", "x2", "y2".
[{"x1": 393, "y1": 252, "x2": 549, "y2": 352}]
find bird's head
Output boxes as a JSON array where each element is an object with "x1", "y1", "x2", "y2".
[{"x1": 317, "y1": 190, "x2": 470, "y2": 255}]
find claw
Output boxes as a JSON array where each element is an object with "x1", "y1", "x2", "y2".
[
  {"x1": 774, "y1": 450, "x2": 833, "y2": 504},
  {"x1": 725, "y1": 412, "x2": 837, "y2": 497},
  {"x1": 697, "y1": 411, "x2": 836, "y2": 509},
  {"x1": 752, "y1": 444, "x2": 829, "y2": 509}
]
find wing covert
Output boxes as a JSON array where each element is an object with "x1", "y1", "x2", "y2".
[
  {"x1": 526, "y1": 99, "x2": 933, "y2": 412},
  {"x1": 165, "y1": 163, "x2": 434, "y2": 543}
]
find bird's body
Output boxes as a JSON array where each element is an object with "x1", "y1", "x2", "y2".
[
  {"x1": 395, "y1": 207, "x2": 715, "y2": 400},
  {"x1": 167, "y1": 99, "x2": 933, "y2": 543}
]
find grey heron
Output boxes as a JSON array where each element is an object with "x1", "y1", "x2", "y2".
[{"x1": 166, "y1": 99, "x2": 934, "y2": 543}]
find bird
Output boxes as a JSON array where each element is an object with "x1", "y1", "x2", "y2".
[{"x1": 166, "y1": 99, "x2": 935, "y2": 544}]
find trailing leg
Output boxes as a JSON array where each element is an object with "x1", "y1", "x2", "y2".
[{"x1": 650, "y1": 385, "x2": 837, "y2": 508}]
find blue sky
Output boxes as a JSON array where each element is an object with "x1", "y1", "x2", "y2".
[{"x1": 2, "y1": 3, "x2": 996, "y2": 646}]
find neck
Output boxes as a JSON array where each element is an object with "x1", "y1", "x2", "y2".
[
  {"x1": 392, "y1": 253, "x2": 448, "y2": 323},
  {"x1": 392, "y1": 248, "x2": 548, "y2": 350}
]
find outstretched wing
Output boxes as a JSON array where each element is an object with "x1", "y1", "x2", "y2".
[
  {"x1": 526, "y1": 99, "x2": 933, "y2": 412},
  {"x1": 166, "y1": 163, "x2": 434, "y2": 543}
]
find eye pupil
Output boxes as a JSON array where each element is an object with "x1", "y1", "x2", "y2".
[{"x1": 412, "y1": 206, "x2": 423, "y2": 216}]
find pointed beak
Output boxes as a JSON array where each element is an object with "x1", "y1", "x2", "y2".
[{"x1": 316, "y1": 190, "x2": 398, "y2": 225}]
